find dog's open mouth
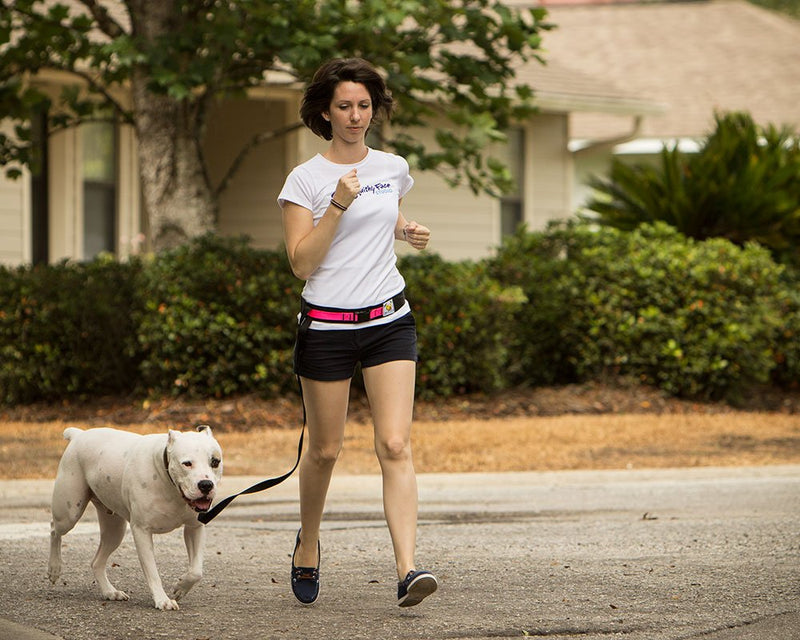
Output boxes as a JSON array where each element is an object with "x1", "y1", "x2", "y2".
[{"x1": 182, "y1": 495, "x2": 214, "y2": 513}]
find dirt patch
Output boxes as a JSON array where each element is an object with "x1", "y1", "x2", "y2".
[
  {"x1": 2, "y1": 381, "x2": 800, "y2": 479},
  {"x1": 4, "y1": 379, "x2": 799, "y2": 431}
]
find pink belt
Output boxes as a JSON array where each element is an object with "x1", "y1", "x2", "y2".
[{"x1": 301, "y1": 292, "x2": 405, "y2": 324}]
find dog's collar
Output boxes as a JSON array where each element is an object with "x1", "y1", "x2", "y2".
[{"x1": 163, "y1": 446, "x2": 178, "y2": 488}]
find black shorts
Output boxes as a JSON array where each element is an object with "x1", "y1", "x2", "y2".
[{"x1": 294, "y1": 312, "x2": 418, "y2": 381}]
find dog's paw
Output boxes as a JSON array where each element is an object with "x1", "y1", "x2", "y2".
[
  {"x1": 171, "y1": 586, "x2": 187, "y2": 601},
  {"x1": 154, "y1": 596, "x2": 180, "y2": 611},
  {"x1": 172, "y1": 572, "x2": 201, "y2": 601},
  {"x1": 102, "y1": 589, "x2": 130, "y2": 602},
  {"x1": 46, "y1": 564, "x2": 61, "y2": 585}
]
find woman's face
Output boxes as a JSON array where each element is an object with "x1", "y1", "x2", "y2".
[{"x1": 323, "y1": 81, "x2": 373, "y2": 145}]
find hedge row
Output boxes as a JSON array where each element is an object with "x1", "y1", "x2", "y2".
[
  {"x1": 1, "y1": 225, "x2": 797, "y2": 405},
  {"x1": 135, "y1": 235, "x2": 300, "y2": 398},
  {"x1": 490, "y1": 222, "x2": 799, "y2": 402},
  {"x1": 0, "y1": 257, "x2": 141, "y2": 403}
]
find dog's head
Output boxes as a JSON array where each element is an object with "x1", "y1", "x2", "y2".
[{"x1": 165, "y1": 425, "x2": 223, "y2": 513}]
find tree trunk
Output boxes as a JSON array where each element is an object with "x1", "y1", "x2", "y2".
[
  {"x1": 131, "y1": 82, "x2": 216, "y2": 252},
  {"x1": 128, "y1": 0, "x2": 216, "y2": 252}
]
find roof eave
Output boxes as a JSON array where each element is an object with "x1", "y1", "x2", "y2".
[{"x1": 534, "y1": 91, "x2": 666, "y2": 117}]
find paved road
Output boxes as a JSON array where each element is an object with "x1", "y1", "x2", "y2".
[{"x1": 1, "y1": 466, "x2": 798, "y2": 639}]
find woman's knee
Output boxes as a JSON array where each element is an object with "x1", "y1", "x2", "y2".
[
  {"x1": 375, "y1": 436, "x2": 411, "y2": 463},
  {"x1": 307, "y1": 441, "x2": 342, "y2": 467}
]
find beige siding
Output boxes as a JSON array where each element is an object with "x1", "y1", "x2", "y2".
[
  {"x1": 0, "y1": 120, "x2": 30, "y2": 265},
  {"x1": 296, "y1": 124, "x2": 329, "y2": 165},
  {"x1": 526, "y1": 114, "x2": 573, "y2": 229},
  {"x1": 207, "y1": 99, "x2": 291, "y2": 250},
  {"x1": 403, "y1": 114, "x2": 575, "y2": 260},
  {"x1": 572, "y1": 146, "x2": 615, "y2": 214},
  {"x1": 0, "y1": 170, "x2": 29, "y2": 266},
  {"x1": 117, "y1": 124, "x2": 142, "y2": 258},
  {"x1": 402, "y1": 168, "x2": 497, "y2": 262},
  {"x1": 48, "y1": 127, "x2": 80, "y2": 262},
  {"x1": 389, "y1": 122, "x2": 499, "y2": 262}
]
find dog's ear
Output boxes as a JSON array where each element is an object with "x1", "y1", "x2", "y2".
[
  {"x1": 167, "y1": 429, "x2": 180, "y2": 447},
  {"x1": 196, "y1": 424, "x2": 213, "y2": 437}
]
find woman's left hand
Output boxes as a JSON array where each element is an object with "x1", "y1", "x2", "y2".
[{"x1": 403, "y1": 222, "x2": 430, "y2": 250}]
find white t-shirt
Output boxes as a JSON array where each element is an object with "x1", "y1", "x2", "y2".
[{"x1": 278, "y1": 149, "x2": 413, "y2": 328}]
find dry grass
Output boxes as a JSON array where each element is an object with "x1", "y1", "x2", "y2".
[{"x1": 3, "y1": 412, "x2": 799, "y2": 480}]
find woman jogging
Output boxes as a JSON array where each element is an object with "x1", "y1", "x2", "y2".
[{"x1": 277, "y1": 57, "x2": 437, "y2": 607}]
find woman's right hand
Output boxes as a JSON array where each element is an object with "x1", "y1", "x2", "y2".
[{"x1": 333, "y1": 169, "x2": 361, "y2": 209}]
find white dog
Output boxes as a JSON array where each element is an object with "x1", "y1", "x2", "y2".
[{"x1": 47, "y1": 425, "x2": 223, "y2": 610}]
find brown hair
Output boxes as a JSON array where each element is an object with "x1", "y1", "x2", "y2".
[{"x1": 300, "y1": 58, "x2": 394, "y2": 140}]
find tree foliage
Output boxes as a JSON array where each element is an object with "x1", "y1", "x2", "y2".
[
  {"x1": 585, "y1": 112, "x2": 800, "y2": 266},
  {"x1": 0, "y1": 0, "x2": 551, "y2": 248}
]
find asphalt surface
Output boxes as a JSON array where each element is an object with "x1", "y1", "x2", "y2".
[{"x1": 1, "y1": 466, "x2": 798, "y2": 640}]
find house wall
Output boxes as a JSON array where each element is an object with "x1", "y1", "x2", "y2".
[
  {"x1": 0, "y1": 169, "x2": 30, "y2": 266},
  {"x1": 573, "y1": 147, "x2": 610, "y2": 213},
  {"x1": 251, "y1": 118, "x2": 501, "y2": 262},
  {"x1": 401, "y1": 123, "x2": 499, "y2": 261},
  {"x1": 254, "y1": 111, "x2": 573, "y2": 262},
  {"x1": 1, "y1": 97, "x2": 574, "y2": 267},
  {"x1": 525, "y1": 113, "x2": 573, "y2": 228},
  {"x1": 206, "y1": 98, "x2": 290, "y2": 249},
  {"x1": 397, "y1": 112, "x2": 574, "y2": 262},
  {"x1": 117, "y1": 124, "x2": 142, "y2": 259},
  {"x1": 0, "y1": 120, "x2": 30, "y2": 266},
  {"x1": 402, "y1": 165, "x2": 497, "y2": 262},
  {"x1": 49, "y1": 127, "x2": 80, "y2": 261}
]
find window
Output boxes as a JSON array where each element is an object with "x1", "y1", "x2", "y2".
[
  {"x1": 82, "y1": 122, "x2": 117, "y2": 258},
  {"x1": 500, "y1": 128, "x2": 524, "y2": 237}
]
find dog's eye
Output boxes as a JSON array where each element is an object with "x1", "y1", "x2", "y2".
[
  {"x1": 182, "y1": 461, "x2": 193, "y2": 468},
  {"x1": 211, "y1": 458, "x2": 221, "y2": 469}
]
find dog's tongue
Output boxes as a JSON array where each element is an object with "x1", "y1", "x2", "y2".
[{"x1": 189, "y1": 498, "x2": 213, "y2": 513}]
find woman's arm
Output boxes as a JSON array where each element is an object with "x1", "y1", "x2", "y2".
[
  {"x1": 282, "y1": 169, "x2": 361, "y2": 280},
  {"x1": 282, "y1": 201, "x2": 344, "y2": 280}
]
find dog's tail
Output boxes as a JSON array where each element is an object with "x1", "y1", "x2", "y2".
[{"x1": 63, "y1": 427, "x2": 84, "y2": 441}]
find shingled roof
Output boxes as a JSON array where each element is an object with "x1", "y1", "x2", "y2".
[{"x1": 516, "y1": 0, "x2": 800, "y2": 140}]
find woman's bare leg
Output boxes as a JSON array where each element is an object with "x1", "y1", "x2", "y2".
[
  {"x1": 294, "y1": 376, "x2": 350, "y2": 567},
  {"x1": 362, "y1": 360, "x2": 418, "y2": 579}
]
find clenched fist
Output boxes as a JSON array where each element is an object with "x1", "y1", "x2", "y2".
[
  {"x1": 333, "y1": 169, "x2": 361, "y2": 209},
  {"x1": 403, "y1": 221, "x2": 430, "y2": 250}
]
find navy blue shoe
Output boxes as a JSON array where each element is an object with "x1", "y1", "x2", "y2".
[
  {"x1": 397, "y1": 569, "x2": 438, "y2": 607},
  {"x1": 291, "y1": 529, "x2": 320, "y2": 605}
]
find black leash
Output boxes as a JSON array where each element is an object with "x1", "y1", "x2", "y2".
[{"x1": 197, "y1": 377, "x2": 306, "y2": 525}]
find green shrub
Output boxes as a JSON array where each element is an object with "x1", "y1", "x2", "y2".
[
  {"x1": 2, "y1": 226, "x2": 796, "y2": 405},
  {"x1": 772, "y1": 269, "x2": 800, "y2": 387},
  {"x1": 489, "y1": 221, "x2": 786, "y2": 401},
  {"x1": 0, "y1": 256, "x2": 141, "y2": 404},
  {"x1": 401, "y1": 253, "x2": 525, "y2": 398},
  {"x1": 135, "y1": 235, "x2": 302, "y2": 398},
  {"x1": 487, "y1": 221, "x2": 612, "y2": 385}
]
